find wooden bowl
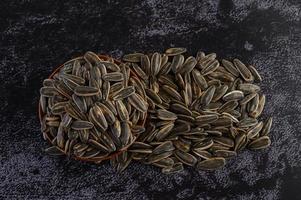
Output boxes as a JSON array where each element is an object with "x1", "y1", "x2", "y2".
[{"x1": 38, "y1": 54, "x2": 147, "y2": 163}]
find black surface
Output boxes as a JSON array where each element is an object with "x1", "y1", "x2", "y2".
[{"x1": 1, "y1": 0, "x2": 301, "y2": 199}]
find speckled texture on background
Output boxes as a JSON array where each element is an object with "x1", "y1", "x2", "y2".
[{"x1": 0, "y1": 0, "x2": 300, "y2": 199}]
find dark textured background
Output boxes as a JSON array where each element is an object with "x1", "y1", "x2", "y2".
[{"x1": 0, "y1": 0, "x2": 300, "y2": 199}]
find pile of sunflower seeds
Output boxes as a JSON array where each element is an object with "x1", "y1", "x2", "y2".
[
  {"x1": 40, "y1": 48, "x2": 272, "y2": 174},
  {"x1": 40, "y1": 52, "x2": 148, "y2": 162}
]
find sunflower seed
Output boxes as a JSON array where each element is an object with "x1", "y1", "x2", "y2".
[
  {"x1": 248, "y1": 136, "x2": 271, "y2": 150},
  {"x1": 141, "y1": 54, "x2": 151, "y2": 75},
  {"x1": 201, "y1": 60, "x2": 220, "y2": 75},
  {"x1": 240, "y1": 93, "x2": 257, "y2": 105},
  {"x1": 89, "y1": 105, "x2": 108, "y2": 130},
  {"x1": 238, "y1": 117, "x2": 258, "y2": 128},
  {"x1": 211, "y1": 85, "x2": 229, "y2": 102},
  {"x1": 170, "y1": 103, "x2": 192, "y2": 116},
  {"x1": 221, "y1": 59, "x2": 240, "y2": 77},
  {"x1": 173, "y1": 139, "x2": 191, "y2": 152},
  {"x1": 153, "y1": 158, "x2": 174, "y2": 168},
  {"x1": 261, "y1": 117, "x2": 273, "y2": 136},
  {"x1": 218, "y1": 100, "x2": 239, "y2": 113},
  {"x1": 151, "y1": 52, "x2": 161, "y2": 76},
  {"x1": 84, "y1": 51, "x2": 101, "y2": 65},
  {"x1": 158, "y1": 62, "x2": 172, "y2": 76},
  {"x1": 192, "y1": 69, "x2": 208, "y2": 90},
  {"x1": 96, "y1": 102, "x2": 116, "y2": 125},
  {"x1": 132, "y1": 63, "x2": 148, "y2": 79},
  {"x1": 234, "y1": 132, "x2": 247, "y2": 151},
  {"x1": 174, "y1": 150, "x2": 197, "y2": 166},
  {"x1": 72, "y1": 94, "x2": 87, "y2": 113},
  {"x1": 71, "y1": 120, "x2": 94, "y2": 130},
  {"x1": 197, "y1": 157, "x2": 226, "y2": 170},
  {"x1": 233, "y1": 59, "x2": 254, "y2": 82},
  {"x1": 178, "y1": 56, "x2": 197, "y2": 74},
  {"x1": 223, "y1": 90, "x2": 244, "y2": 101},
  {"x1": 102, "y1": 72, "x2": 123, "y2": 82},
  {"x1": 213, "y1": 136, "x2": 234, "y2": 147},
  {"x1": 171, "y1": 54, "x2": 185, "y2": 73},
  {"x1": 102, "y1": 81, "x2": 110, "y2": 100},
  {"x1": 60, "y1": 73, "x2": 85, "y2": 85},
  {"x1": 74, "y1": 86, "x2": 99, "y2": 96},
  {"x1": 157, "y1": 109, "x2": 177, "y2": 121},
  {"x1": 115, "y1": 100, "x2": 129, "y2": 122},
  {"x1": 201, "y1": 85, "x2": 216, "y2": 106},
  {"x1": 250, "y1": 94, "x2": 265, "y2": 118},
  {"x1": 247, "y1": 121, "x2": 263, "y2": 139},
  {"x1": 248, "y1": 93, "x2": 259, "y2": 113},
  {"x1": 111, "y1": 119, "x2": 121, "y2": 138},
  {"x1": 103, "y1": 101, "x2": 117, "y2": 116},
  {"x1": 112, "y1": 86, "x2": 135, "y2": 100},
  {"x1": 238, "y1": 83, "x2": 260, "y2": 94},
  {"x1": 43, "y1": 79, "x2": 55, "y2": 87},
  {"x1": 128, "y1": 93, "x2": 148, "y2": 113},
  {"x1": 156, "y1": 122, "x2": 175, "y2": 141},
  {"x1": 213, "y1": 150, "x2": 237, "y2": 158},
  {"x1": 152, "y1": 141, "x2": 175, "y2": 154},
  {"x1": 123, "y1": 53, "x2": 144, "y2": 62},
  {"x1": 99, "y1": 61, "x2": 120, "y2": 71},
  {"x1": 61, "y1": 113, "x2": 72, "y2": 127},
  {"x1": 162, "y1": 163, "x2": 184, "y2": 174},
  {"x1": 165, "y1": 47, "x2": 187, "y2": 56},
  {"x1": 145, "y1": 88, "x2": 162, "y2": 105},
  {"x1": 195, "y1": 114, "x2": 218, "y2": 124},
  {"x1": 248, "y1": 65, "x2": 262, "y2": 82},
  {"x1": 192, "y1": 149, "x2": 212, "y2": 159},
  {"x1": 40, "y1": 87, "x2": 57, "y2": 97},
  {"x1": 147, "y1": 151, "x2": 173, "y2": 164},
  {"x1": 194, "y1": 138, "x2": 214, "y2": 150}
]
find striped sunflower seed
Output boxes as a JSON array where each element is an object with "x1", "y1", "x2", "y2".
[
  {"x1": 102, "y1": 72, "x2": 123, "y2": 82},
  {"x1": 123, "y1": 53, "x2": 144, "y2": 62},
  {"x1": 222, "y1": 90, "x2": 244, "y2": 101},
  {"x1": 115, "y1": 100, "x2": 129, "y2": 122},
  {"x1": 200, "y1": 85, "x2": 216, "y2": 106},
  {"x1": 74, "y1": 86, "x2": 99, "y2": 96},
  {"x1": 174, "y1": 150, "x2": 197, "y2": 166},
  {"x1": 128, "y1": 93, "x2": 148, "y2": 113},
  {"x1": 151, "y1": 52, "x2": 161, "y2": 76},
  {"x1": 157, "y1": 109, "x2": 177, "y2": 121},
  {"x1": 247, "y1": 121, "x2": 263, "y2": 139},
  {"x1": 71, "y1": 120, "x2": 94, "y2": 130},
  {"x1": 165, "y1": 47, "x2": 187, "y2": 56},
  {"x1": 213, "y1": 150, "x2": 237, "y2": 158},
  {"x1": 221, "y1": 59, "x2": 240, "y2": 77},
  {"x1": 233, "y1": 59, "x2": 254, "y2": 82},
  {"x1": 248, "y1": 65, "x2": 262, "y2": 82},
  {"x1": 248, "y1": 136, "x2": 271, "y2": 150},
  {"x1": 171, "y1": 54, "x2": 185, "y2": 73},
  {"x1": 178, "y1": 56, "x2": 197, "y2": 74},
  {"x1": 156, "y1": 122, "x2": 175, "y2": 141},
  {"x1": 261, "y1": 117, "x2": 273, "y2": 136},
  {"x1": 162, "y1": 163, "x2": 184, "y2": 174},
  {"x1": 152, "y1": 141, "x2": 175, "y2": 154},
  {"x1": 197, "y1": 157, "x2": 226, "y2": 170},
  {"x1": 201, "y1": 60, "x2": 220, "y2": 75},
  {"x1": 192, "y1": 69, "x2": 208, "y2": 90},
  {"x1": 112, "y1": 86, "x2": 135, "y2": 100},
  {"x1": 89, "y1": 105, "x2": 108, "y2": 130}
]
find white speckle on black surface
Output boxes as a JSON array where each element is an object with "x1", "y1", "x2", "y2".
[{"x1": 0, "y1": 0, "x2": 300, "y2": 199}]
